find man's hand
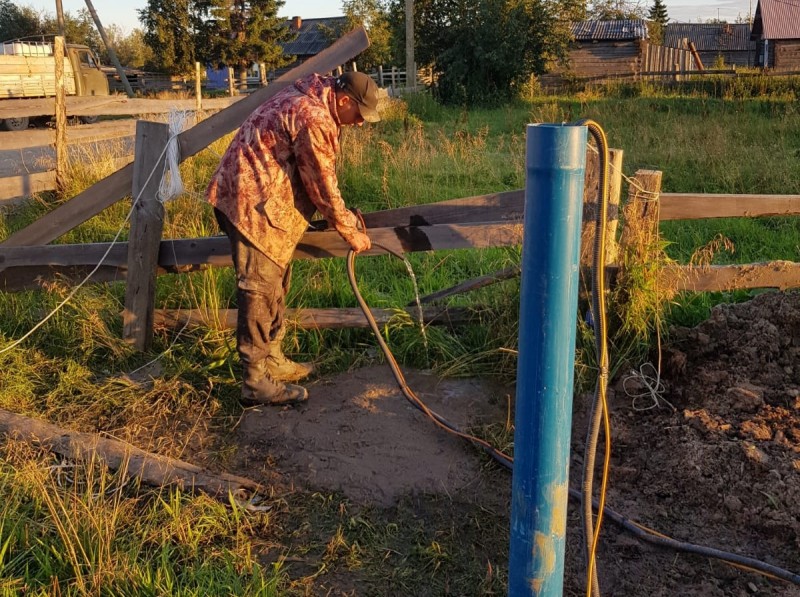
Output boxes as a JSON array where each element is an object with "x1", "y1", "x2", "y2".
[{"x1": 348, "y1": 231, "x2": 371, "y2": 253}]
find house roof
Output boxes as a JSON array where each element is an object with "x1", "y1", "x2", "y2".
[
  {"x1": 282, "y1": 16, "x2": 348, "y2": 57},
  {"x1": 751, "y1": 0, "x2": 800, "y2": 40},
  {"x1": 570, "y1": 19, "x2": 649, "y2": 41},
  {"x1": 664, "y1": 23, "x2": 754, "y2": 51}
]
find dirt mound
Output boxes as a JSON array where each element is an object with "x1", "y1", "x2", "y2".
[{"x1": 596, "y1": 289, "x2": 800, "y2": 595}]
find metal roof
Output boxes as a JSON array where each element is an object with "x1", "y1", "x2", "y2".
[
  {"x1": 664, "y1": 23, "x2": 754, "y2": 51},
  {"x1": 752, "y1": 0, "x2": 800, "y2": 40},
  {"x1": 281, "y1": 17, "x2": 348, "y2": 57},
  {"x1": 570, "y1": 19, "x2": 649, "y2": 41}
]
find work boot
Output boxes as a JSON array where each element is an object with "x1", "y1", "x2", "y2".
[
  {"x1": 241, "y1": 362, "x2": 308, "y2": 406},
  {"x1": 265, "y1": 327, "x2": 316, "y2": 382}
]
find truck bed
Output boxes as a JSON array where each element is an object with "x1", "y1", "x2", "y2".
[{"x1": 0, "y1": 55, "x2": 77, "y2": 99}]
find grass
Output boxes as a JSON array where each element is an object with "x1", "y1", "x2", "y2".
[{"x1": 1, "y1": 83, "x2": 799, "y2": 594}]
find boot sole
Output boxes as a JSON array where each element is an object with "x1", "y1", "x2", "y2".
[{"x1": 241, "y1": 388, "x2": 309, "y2": 407}]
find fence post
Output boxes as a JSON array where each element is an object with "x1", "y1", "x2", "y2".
[
  {"x1": 259, "y1": 62, "x2": 267, "y2": 86},
  {"x1": 227, "y1": 66, "x2": 235, "y2": 97},
  {"x1": 619, "y1": 169, "x2": 663, "y2": 268},
  {"x1": 195, "y1": 61, "x2": 202, "y2": 113},
  {"x1": 54, "y1": 36, "x2": 67, "y2": 196},
  {"x1": 509, "y1": 123, "x2": 587, "y2": 596},
  {"x1": 123, "y1": 120, "x2": 170, "y2": 351},
  {"x1": 580, "y1": 148, "x2": 624, "y2": 268},
  {"x1": 378, "y1": 65, "x2": 384, "y2": 87}
]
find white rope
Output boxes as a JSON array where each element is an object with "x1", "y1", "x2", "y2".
[
  {"x1": 158, "y1": 109, "x2": 188, "y2": 203},
  {"x1": 622, "y1": 362, "x2": 675, "y2": 412}
]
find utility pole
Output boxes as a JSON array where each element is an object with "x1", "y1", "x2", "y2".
[
  {"x1": 83, "y1": 0, "x2": 136, "y2": 98},
  {"x1": 405, "y1": 0, "x2": 415, "y2": 91},
  {"x1": 54, "y1": 0, "x2": 65, "y2": 37}
]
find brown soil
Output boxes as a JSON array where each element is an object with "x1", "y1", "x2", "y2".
[{"x1": 229, "y1": 290, "x2": 800, "y2": 596}]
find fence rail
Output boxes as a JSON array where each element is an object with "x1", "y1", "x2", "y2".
[{"x1": 1, "y1": 36, "x2": 799, "y2": 345}]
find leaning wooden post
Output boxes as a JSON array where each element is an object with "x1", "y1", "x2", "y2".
[
  {"x1": 54, "y1": 36, "x2": 67, "y2": 197},
  {"x1": 123, "y1": 121, "x2": 170, "y2": 351}
]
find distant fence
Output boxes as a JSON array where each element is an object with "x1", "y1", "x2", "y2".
[{"x1": 641, "y1": 42, "x2": 697, "y2": 77}]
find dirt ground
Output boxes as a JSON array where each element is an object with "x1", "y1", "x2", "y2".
[{"x1": 229, "y1": 290, "x2": 800, "y2": 596}]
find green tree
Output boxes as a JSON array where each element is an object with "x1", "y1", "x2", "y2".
[
  {"x1": 588, "y1": 0, "x2": 645, "y2": 20},
  {"x1": 647, "y1": 0, "x2": 668, "y2": 43},
  {"x1": 40, "y1": 8, "x2": 102, "y2": 50},
  {"x1": 0, "y1": 0, "x2": 42, "y2": 41},
  {"x1": 138, "y1": 0, "x2": 195, "y2": 74},
  {"x1": 647, "y1": 0, "x2": 668, "y2": 25},
  {"x1": 388, "y1": 0, "x2": 563, "y2": 106},
  {"x1": 98, "y1": 25, "x2": 153, "y2": 68},
  {"x1": 196, "y1": 0, "x2": 292, "y2": 88},
  {"x1": 320, "y1": 0, "x2": 393, "y2": 71}
]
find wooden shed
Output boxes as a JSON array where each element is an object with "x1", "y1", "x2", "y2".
[
  {"x1": 664, "y1": 23, "x2": 755, "y2": 68},
  {"x1": 751, "y1": 0, "x2": 800, "y2": 70},
  {"x1": 564, "y1": 19, "x2": 649, "y2": 78}
]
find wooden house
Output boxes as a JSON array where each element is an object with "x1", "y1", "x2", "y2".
[
  {"x1": 664, "y1": 23, "x2": 755, "y2": 68},
  {"x1": 205, "y1": 15, "x2": 348, "y2": 89},
  {"x1": 281, "y1": 16, "x2": 348, "y2": 68},
  {"x1": 564, "y1": 19, "x2": 649, "y2": 78},
  {"x1": 751, "y1": 0, "x2": 800, "y2": 70}
]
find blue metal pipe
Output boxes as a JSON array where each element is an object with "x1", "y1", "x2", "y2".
[{"x1": 509, "y1": 123, "x2": 587, "y2": 596}]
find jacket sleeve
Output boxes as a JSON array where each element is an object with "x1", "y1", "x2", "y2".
[{"x1": 294, "y1": 116, "x2": 360, "y2": 242}]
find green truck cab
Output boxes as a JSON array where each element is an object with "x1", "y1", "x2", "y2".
[{"x1": 0, "y1": 40, "x2": 110, "y2": 131}]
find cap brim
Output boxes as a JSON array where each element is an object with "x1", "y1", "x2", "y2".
[{"x1": 358, "y1": 103, "x2": 381, "y2": 123}]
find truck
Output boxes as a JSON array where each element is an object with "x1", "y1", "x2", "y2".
[{"x1": 0, "y1": 40, "x2": 110, "y2": 131}]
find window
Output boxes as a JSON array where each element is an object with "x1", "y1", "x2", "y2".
[{"x1": 78, "y1": 51, "x2": 97, "y2": 69}]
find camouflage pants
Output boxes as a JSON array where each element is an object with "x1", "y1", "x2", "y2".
[{"x1": 215, "y1": 209, "x2": 291, "y2": 366}]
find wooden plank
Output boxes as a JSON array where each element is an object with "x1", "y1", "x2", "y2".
[
  {"x1": 0, "y1": 170, "x2": 56, "y2": 203},
  {"x1": 153, "y1": 306, "x2": 477, "y2": 330},
  {"x1": 664, "y1": 261, "x2": 800, "y2": 292},
  {"x1": 659, "y1": 193, "x2": 800, "y2": 220},
  {"x1": 0, "y1": 95, "x2": 243, "y2": 120},
  {"x1": 0, "y1": 158, "x2": 132, "y2": 203},
  {"x1": 416, "y1": 266, "x2": 520, "y2": 305},
  {"x1": 0, "y1": 221, "x2": 524, "y2": 292},
  {"x1": 0, "y1": 27, "x2": 370, "y2": 248},
  {"x1": 123, "y1": 121, "x2": 169, "y2": 350},
  {"x1": 310, "y1": 189, "x2": 525, "y2": 230},
  {"x1": 0, "y1": 408, "x2": 259, "y2": 497}
]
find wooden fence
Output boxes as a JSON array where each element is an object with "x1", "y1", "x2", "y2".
[
  {"x1": 641, "y1": 42, "x2": 697, "y2": 78},
  {"x1": 2, "y1": 29, "x2": 800, "y2": 349}
]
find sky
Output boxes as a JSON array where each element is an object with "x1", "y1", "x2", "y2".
[{"x1": 18, "y1": 0, "x2": 756, "y2": 35}]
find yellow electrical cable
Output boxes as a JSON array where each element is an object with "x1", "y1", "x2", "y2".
[{"x1": 580, "y1": 120, "x2": 612, "y2": 597}]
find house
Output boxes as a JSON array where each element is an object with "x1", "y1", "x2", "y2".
[
  {"x1": 281, "y1": 16, "x2": 348, "y2": 67},
  {"x1": 563, "y1": 19, "x2": 649, "y2": 78},
  {"x1": 205, "y1": 15, "x2": 348, "y2": 89},
  {"x1": 751, "y1": 0, "x2": 800, "y2": 70},
  {"x1": 664, "y1": 23, "x2": 755, "y2": 68}
]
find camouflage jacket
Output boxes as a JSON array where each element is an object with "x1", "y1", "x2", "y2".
[{"x1": 206, "y1": 73, "x2": 361, "y2": 269}]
